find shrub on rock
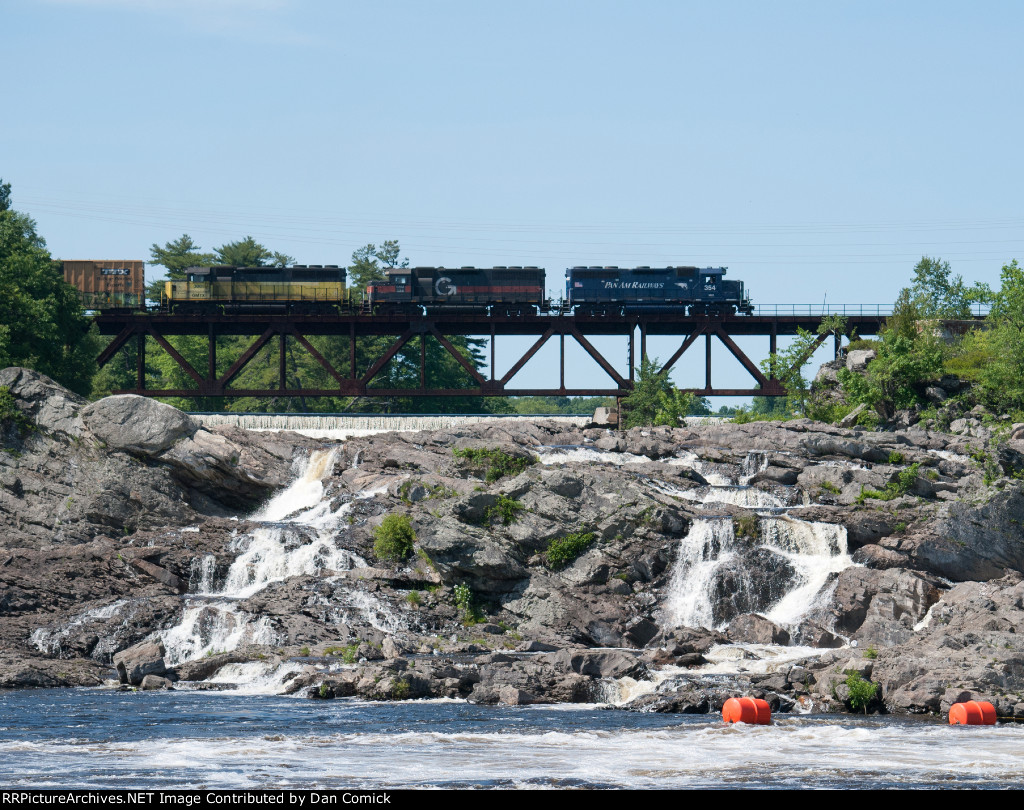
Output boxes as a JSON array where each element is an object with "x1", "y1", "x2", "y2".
[{"x1": 374, "y1": 514, "x2": 416, "y2": 563}]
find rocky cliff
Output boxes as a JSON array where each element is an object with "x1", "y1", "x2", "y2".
[{"x1": 3, "y1": 366, "x2": 1024, "y2": 717}]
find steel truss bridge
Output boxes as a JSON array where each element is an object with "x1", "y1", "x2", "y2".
[{"x1": 90, "y1": 306, "x2": 947, "y2": 401}]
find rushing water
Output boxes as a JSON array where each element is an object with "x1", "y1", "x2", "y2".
[
  {"x1": 160, "y1": 450, "x2": 399, "y2": 666},
  {"x1": 1, "y1": 690, "x2": 1022, "y2": 789},
  {"x1": 17, "y1": 434, "x2": 1002, "y2": 789}
]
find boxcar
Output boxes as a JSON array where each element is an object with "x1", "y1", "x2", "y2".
[{"x1": 63, "y1": 260, "x2": 145, "y2": 310}]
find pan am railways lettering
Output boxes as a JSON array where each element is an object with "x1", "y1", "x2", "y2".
[{"x1": 601, "y1": 281, "x2": 689, "y2": 290}]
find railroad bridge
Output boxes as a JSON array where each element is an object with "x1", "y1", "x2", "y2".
[{"x1": 94, "y1": 307, "x2": 946, "y2": 400}]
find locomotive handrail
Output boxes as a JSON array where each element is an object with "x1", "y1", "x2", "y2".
[{"x1": 749, "y1": 303, "x2": 991, "y2": 318}]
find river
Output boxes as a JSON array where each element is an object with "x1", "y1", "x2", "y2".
[{"x1": 2, "y1": 689, "x2": 1021, "y2": 789}]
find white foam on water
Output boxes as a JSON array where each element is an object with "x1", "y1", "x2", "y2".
[
  {"x1": 253, "y1": 449, "x2": 338, "y2": 522},
  {"x1": 13, "y1": 717, "x2": 1024, "y2": 789},
  {"x1": 697, "y1": 486, "x2": 786, "y2": 509},
  {"x1": 667, "y1": 453, "x2": 734, "y2": 486},
  {"x1": 336, "y1": 588, "x2": 406, "y2": 635},
  {"x1": 758, "y1": 516, "x2": 854, "y2": 627},
  {"x1": 645, "y1": 478, "x2": 785, "y2": 509},
  {"x1": 738, "y1": 451, "x2": 769, "y2": 484},
  {"x1": 220, "y1": 527, "x2": 364, "y2": 600},
  {"x1": 601, "y1": 666, "x2": 688, "y2": 706},
  {"x1": 913, "y1": 601, "x2": 942, "y2": 632},
  {"x1": 191, "y1": 555, "x2": 217, "y2": 593}
]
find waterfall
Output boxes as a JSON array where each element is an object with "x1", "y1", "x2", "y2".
[
  {"x1": 757, "y1": 516, "x2": 852, "y2": 627},
  {"x1": 30, "y1": 600, "x2": 129, "y2": 657},
  {"x1": 662, "y1": 518, "x2": 740, "y2": 630},
  {"x1": 161, "y1": 449, "x2": 398, "y2": 668},
  {"x1": 661, "y1": 515, "x2": 853, "y2": 632},
  {"x1": 537, "y1": 447, "x2": 653, "y2": 465}
]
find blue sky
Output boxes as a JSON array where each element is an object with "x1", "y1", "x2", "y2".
[{"x1": 5, "y1": 1, "x2": 1024, "y2": 399}]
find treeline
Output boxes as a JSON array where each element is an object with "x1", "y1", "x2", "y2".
[
  {"x1": 819, "y1": 256, "x2": 1024, "y2": 423},
  {"x1": 0, "y1": 180, "x2": 99, "y2": 396},
  {"x1": 732, "y1": 256, "x2": 1023, "y2": 426}
]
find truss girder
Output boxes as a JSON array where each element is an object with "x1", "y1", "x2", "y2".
[{"x1": 94, "y1": 312, "x2": 888, "y2": 399}]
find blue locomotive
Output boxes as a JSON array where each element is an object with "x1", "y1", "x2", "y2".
[{"x1": 566, "y1": 266, "x2": 753, "y2": 315}]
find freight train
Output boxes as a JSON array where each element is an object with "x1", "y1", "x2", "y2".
[{"x1": 157, "y1": 263, "x2": 753, "y2": 315}]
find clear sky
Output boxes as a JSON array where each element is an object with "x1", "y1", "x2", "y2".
[{"x1": 5, "y1": 1, "x2": 1024, "y2": 400}]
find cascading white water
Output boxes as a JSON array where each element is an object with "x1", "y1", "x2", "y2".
[
  {"x1": 667, "y1": 452, "x2": 733, "y2": 486},
  {"x1": 646, "y1": 477, "x2": 787, "y2": 509},
  {"x1": 662, "y1": 518, "x2": 738, "y2": 630},
  {"x1": 738, "y1": 451, "x2": 769, "y2": 484},
  {"x1": 162, "y1": 603, "x2": 278, "y2": 666},
  {"x1": 537, "y1": 447, "x2": 653, "y2": 465},
  {"x1": 661, "y1": 515, "x2": 854, "y2": 632},
  {"x1": 30, "y1": 600, "x2": 128, "y2": 656},
  {"x1": 161, "y1": 449, "x2": 402, "y2": 668},
  {"x1": 757, "y1": 516, "x2": 853, "y2": 626}
]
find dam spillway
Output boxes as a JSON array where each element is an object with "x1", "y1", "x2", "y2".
[{"x1": 190, "y1": 412, "x2": 595, "y2": 438}]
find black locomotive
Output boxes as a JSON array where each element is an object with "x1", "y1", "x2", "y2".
[{"x1": 366, "y1": 266, "x2": 545, "y2": 314}]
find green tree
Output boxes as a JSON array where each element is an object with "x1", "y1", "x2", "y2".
[
  {"x1": 972, "y1": 259, "x2": 1024, "y2": 413},
  {"x1": 621, "y1": 357, "x2": 695, "y2": 428},
  {"x1": 376, "y1": 239, "x2": 408, "y2": 271},
  {"x1": 908, "y1": 256, "x2": 989, "y2": 319},
  {"x1": 759, "y1": 315, "x2": 848, "y2": 417},
  {"x1": 347, "y1": 241, "x2": 408, "y2": 291},
  {"x1": 348, "y1": 244, "x2": 384, "y2": 290},
  {"x1": 214, "y1": 235, "x2": 291, "y2": 267},
  {"x1": 838, "y1": 291, "x2": 946, "y2": 418},
  {"x1": 0, "y1": 181, "x2": 99, "y2": 395},
  {"x1": 147, "y1": 234, "x2": 215, "y2": 302}
]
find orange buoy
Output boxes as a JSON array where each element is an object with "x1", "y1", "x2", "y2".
[
  {"x1": 723, "y1": 697, "x2": 772, "y2": 725},
  {"x1": 949, "y1": 700, "x2": 997, "y2": 725}
]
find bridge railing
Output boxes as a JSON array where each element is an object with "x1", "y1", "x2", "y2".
[{"x1": 750, "y1": 303, "x2": 991, "y2": 318}]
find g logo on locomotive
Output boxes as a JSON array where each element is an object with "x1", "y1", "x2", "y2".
[{"x1": 435, "y1": 277, "x2": 456, "y2": 296}]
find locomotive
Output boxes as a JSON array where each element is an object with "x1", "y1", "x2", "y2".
[
  {"x1": 566, "y1": 266, "x2": 753, "y2": 315},
  {"x1": 163, "y1": 264, "x2": 348, "y2": 313},
  {"x1": 158, "y1": 263, "x2": 753, "y2": 316},
  {"x1": 366, "y1": 266, "x2": 545, "y2": 314}
]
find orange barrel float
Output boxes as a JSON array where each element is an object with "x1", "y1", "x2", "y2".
[
  {"x1": 949, "y1": 700, "x2": 997, "y2": 725},
  {"x1": 722, "y1": 697, "x2": 772, "y2": 725}
]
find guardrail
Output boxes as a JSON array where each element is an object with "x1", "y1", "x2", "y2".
[{"x1": 750, "y1": 304, "x2": 991, "y2": 318}]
